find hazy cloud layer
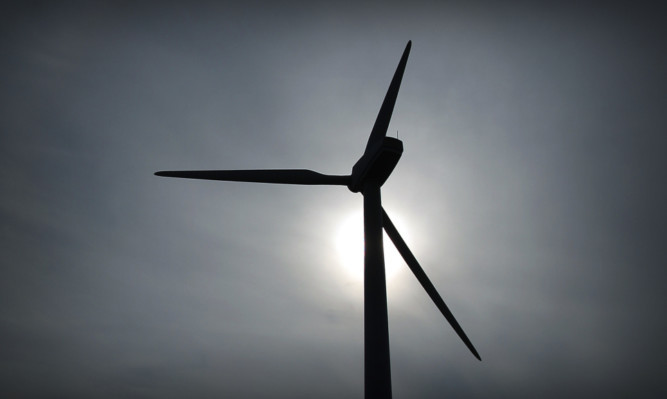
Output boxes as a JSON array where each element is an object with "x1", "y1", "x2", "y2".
[{"x1": 1, "y1": 2, "x2": 665, "y2": 398}]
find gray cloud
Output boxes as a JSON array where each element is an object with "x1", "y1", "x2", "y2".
[{"x1": 1, "y1": 2, "x2": 665, "y2": 398}]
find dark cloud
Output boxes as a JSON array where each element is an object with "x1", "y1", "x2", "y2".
[{"x1": 1, "y1": 2, "x2": 665, "y2": 398}]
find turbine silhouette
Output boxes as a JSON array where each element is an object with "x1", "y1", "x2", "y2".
[{"x1": 156, "y1": 41, "x2": 480, "y2": 398}]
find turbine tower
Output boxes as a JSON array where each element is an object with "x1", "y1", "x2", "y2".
[{"x1": 156, "y1": 41, "x2": 480, "y2": 399}]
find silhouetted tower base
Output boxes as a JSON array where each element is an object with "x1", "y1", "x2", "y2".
[{"x1": 363, "y1": 179, "x2": 392, "y2": 399}]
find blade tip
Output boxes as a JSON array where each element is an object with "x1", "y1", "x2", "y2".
[{"x1": 470, "y1": 346, "x2": 481, "y2": 361}]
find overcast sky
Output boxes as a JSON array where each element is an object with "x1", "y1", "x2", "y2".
[{"x1": 1, "y1": 2, "x2": 666, "y2": 398}]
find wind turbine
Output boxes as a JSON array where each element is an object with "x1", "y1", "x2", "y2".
[{"x1": 156, "y1": 41, "x2": 480, "y2": 399}]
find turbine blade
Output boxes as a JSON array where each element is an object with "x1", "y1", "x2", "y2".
[
  {"x1": 382, "y1": 208, "x2": 481, "y2": 361},
  {"x1": 155, "y1": 169, "x2": 351, "y2": 186},
  {"x1": 364, "y1": 41, "x2": 412, "y2": 154}
]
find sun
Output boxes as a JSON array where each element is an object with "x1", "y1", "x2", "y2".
[{"x1": 335, "y1": 211, "x2": 410, "y2": 281}]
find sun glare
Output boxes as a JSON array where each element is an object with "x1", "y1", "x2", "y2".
[{"x1": 335, "y1": 211, "x2": 410, "y2": 281}]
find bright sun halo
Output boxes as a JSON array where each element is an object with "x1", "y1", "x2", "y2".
[{"x1": 335, "y1": 211, "x2": 409, "y2": 281}]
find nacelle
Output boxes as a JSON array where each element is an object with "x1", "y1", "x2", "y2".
[{"x1": 348, "y1": 137, "x2": 403, "y2": 193}]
